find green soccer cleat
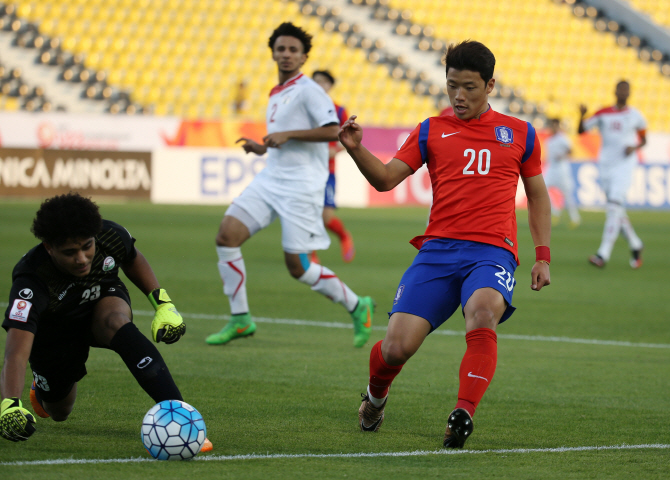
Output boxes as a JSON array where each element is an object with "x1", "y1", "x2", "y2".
[
  {"x1": 205, "y1": 313, "x2": 256, "y2": 345},
  {"x1": 351, "y1": 296, "x2": 375, "y2": 348}
]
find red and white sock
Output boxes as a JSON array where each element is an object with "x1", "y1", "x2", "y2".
[
  {"x1": 367, "y1": 340, "x2": 404, "y2": 406},
  {"x1": 298, "y1": 262, "x2": 358, "y2": 312},
  {"x1": 216, "y1": 246, "x2": 248, "y2": 314},
  {"x1": 454, "y1": 328, "x2": 498, "y2": 417}
]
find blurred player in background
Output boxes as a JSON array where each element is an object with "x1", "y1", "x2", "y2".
[
  {"x1": 578, "y1": 80, "x2": 646, "y2": 269},
  {"x1": 206, "y1": 23, "x2": 374, "y2": 348},
  {"x1": 311, "y1": 70, "x2": 355, "y2": 263},
  {"x1": 0, "y1": 193, "x2": 212, "y2": 450},
  {"x1": 340, "y1": 40, "x2": 551, "y2": 448},
  {"x1": 545, "y1": 118, "x2": 580, "y2": 228}
]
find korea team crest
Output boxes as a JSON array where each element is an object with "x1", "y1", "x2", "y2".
[{"x1": 495, "y1": 126, "x2": 514, "y2": 144}]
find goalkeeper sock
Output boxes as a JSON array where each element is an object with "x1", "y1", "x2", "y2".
[
  {"x1": 298, "y1": 262, "x2": 358, "y2": 312},
  {"x1": 455, "y1": 328, "x2": 497, "y2": 417},
  {"x1": 216, "y1": 246, "x2": 249, "y2": 315},
  {"x1": 110, "y1": 323, "x2": 183, "y2": 403}
]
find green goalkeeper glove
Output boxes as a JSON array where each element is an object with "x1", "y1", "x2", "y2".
[
  {"x1": 1, "y1": 397, "x2": 36, "y2": 442},
  {"x1": 148, "y1": 288, "x2": 186, "y2": 344}
]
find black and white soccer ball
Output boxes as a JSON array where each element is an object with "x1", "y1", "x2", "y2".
[{"x1": 141, "y1": 400, "x2": 207, "y2": 460}]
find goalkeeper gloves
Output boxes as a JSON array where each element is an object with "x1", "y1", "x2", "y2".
[
  {"x1": 1, "y1": 397, "x2": 36, "y2": 442},
  {"x1": 148, "y1": 288, "x2": 186, "y2": 344}
]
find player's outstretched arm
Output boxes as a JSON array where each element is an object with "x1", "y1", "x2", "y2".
[
  {"x1": 577, "y1": 104, "x2": 588, "y2": 134},
  {"x1": 236, "y1": 137, "x2": 268, "y2": 155},
  {"x1": 1, "y1": 328, "x2": 37, "y2": 442},
  {"x1": 339, "y1": 115, "x2": 413, "y2": 191},
  {"x1": 263, "y1": 124, "x2": 339, "y2": 148},
  {"x1": 523, "y1": 174, "x2": 552, "y2": 291},
  {"x1": 121, "y1": 250, "x2": 185, "y2": 344}
]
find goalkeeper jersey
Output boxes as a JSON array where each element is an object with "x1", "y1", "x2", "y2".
[{"x1": 3, "y1": 220, "x2": 137, "y2": 339}]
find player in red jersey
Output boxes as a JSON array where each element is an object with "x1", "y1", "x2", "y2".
[
  {"x1": 340, "y1": 40, "x2": 552, "y2": 448},
  {"x1": 311, "y1": 70, "x2": 355, "y2": 263}
]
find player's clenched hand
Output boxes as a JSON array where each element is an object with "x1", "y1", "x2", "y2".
[
  {"x1": 236, "y1": 137, "x2": 267, "y2": 155},
  {"x1": 530, "y1": 262, "x2": 551, "y2": 291},
  {"x1": 1, "y1": 398, "x2": 36, "y2": 442},
  {"x1": 148, "y1": 289, "x2": 186, "y2": 344},
  {"x1": 578, "y1": 104, "x2": 588, "y2": 117},
  {"x1": 338, "y1": 115, "x2": 363, "y2": 151}
]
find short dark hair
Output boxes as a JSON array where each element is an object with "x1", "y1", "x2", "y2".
[
  {"x1": 31, "y1": 192, "x2": 103, "y2": 246},
  {"x1": 312, "y1": 70, "x2": 335, "y2": 85},
  {"x1": 268, "y1": 22, "x2": 312, "y2": 55},
  {"x1": 445, "y1": 40, "x2": 496, "y2": 84},
  {"x1": 616, "y1": 79, "x2": 630, "y2": 88}
]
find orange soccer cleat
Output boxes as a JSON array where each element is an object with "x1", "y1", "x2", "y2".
[
  {"x1": 30, "y1": 381, "x2": 50, "y2": 418},
  {"x1": 340, "y1": 234, "x2": 355, "y2": 263},
  {"x1": 201, "y1": 438, "x2": 213, "y2": 453}
]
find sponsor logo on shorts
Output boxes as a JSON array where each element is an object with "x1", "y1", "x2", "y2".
[
  {"x1": 33, "y1": 373, "x2": 50, "y2": 392},
  {"x1": 103, "y1": 256, "x2": 116, "y2": 272},
  {"x1": 9, "y1": 299, "x2": 32, "y2": 322},
  {"x1": 394, "y1": 284, "x2": 405, "y2": 305},
  {"x1": 108, "y1": 287, "x2": 116, "y2": 292},
  {"x1": 137, "y1": 357, "x2": 153, "y2": 369},
  {"x1": 19, "y1": 288, "x2": 33, "y2": 299}
]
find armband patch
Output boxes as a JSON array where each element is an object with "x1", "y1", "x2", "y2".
[{"x1": 9, "y1": 299, "x2": 32, "y2": 322}]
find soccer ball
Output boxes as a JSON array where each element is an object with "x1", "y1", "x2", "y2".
[{"x1": 141, "y1": 400, "x2": 207, "y2": 460}]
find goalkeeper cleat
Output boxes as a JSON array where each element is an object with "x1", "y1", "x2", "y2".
[
  {"x1": 443, "y1": 408, "x2": 474, "y2": 449},
  {"x1": 358, "y1": 393, "x2": 386, "y2": 432},
  {"x1": 201, "y1": 438, "x2": 213, "y2": 452},
  {"x1": 630, "y1": 247, "x2": 643, "y2": 269},
  {"x1": 29, "y1": 381, "x2": 49, "y2": 419},
  {"x1": 205, "y1": 313, "x2": 256, "y2": 345},
  {"x1": 588, "y1": 254, "x2": 605, "y2": 268},
  {"x1": 340, "y1": 233, "x2": 355, "y2": 263},
  {"x1": 351, "y1": 296, "x2": 375, "y2": 348}
]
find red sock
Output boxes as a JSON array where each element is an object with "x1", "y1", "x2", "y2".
[
  {"x1": 326, "y1": 217, "x2": 349, "y2": 242},
  {"x1": 454, "y1": 328, "x2": 498, "y2": 417},
  {"x1": 368, "y1": 340, "x2": 404, "y2": 399}
]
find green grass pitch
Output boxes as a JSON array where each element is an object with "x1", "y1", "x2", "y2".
[{"x1": 1, "y1": 200, "x2": 669, "y2": 479}]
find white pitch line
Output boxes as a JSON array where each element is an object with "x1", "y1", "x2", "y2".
[
  {"x1": 1, "y1": 303, "x2": 668, "y2": 349},
  {"x1": 132, "y1": 309, "x2": 670, "y2": 350},
  {"x1": 2, "y1": 443, "x2": 669, "y2": 466}
]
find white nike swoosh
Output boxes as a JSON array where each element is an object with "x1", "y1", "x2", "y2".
[
  {"x1": 442, "y1": 132, "x2": 460, "y2": 138},
  {"x1": 467, "y1": 372, "x2": 489, "y2": 382}
]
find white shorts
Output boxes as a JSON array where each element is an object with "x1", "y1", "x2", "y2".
[
  {"x1": 226, "y1": 174, "x2": 330, "y2": 254},
  {"x1": 599, "y1": 159, "x2": 636, "y2": 205},
  {"x1": 544, "y1": 161, "x2": 574, "y2": 196}
]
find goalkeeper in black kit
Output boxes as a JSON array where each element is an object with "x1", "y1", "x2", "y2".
[{"x1": 0, "y1": 193, "x2": 200, "y2": 446}]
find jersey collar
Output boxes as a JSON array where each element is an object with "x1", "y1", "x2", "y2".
[
  {"x1": 269, "y1": 73, "x2": 304, "y2": 97},
  {"x1": 455, "y1": 104, "x2": 493, "y2": 123}
]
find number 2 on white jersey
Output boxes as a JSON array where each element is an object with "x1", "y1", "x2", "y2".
[{"x1": 463, "y1": 148, "x2": 491, "y2": 175}]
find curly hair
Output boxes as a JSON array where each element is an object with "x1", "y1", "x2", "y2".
[
  {"x1": 31, "y1": 193, "x2": 103, "y2": 246},
  {"x1": 445, "y1": 40, "x2": 496, "y2": 84},
  {"x1": 268, "y1": 22, "x2": 312, "y2": 54}
]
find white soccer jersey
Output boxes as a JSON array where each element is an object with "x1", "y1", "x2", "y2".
[
  {"x1": 546, "y1": 132, "x2": 571, "y2": 165},
  {"x1": 262, "y1": 72, "x2": 339, "y2": 194},
  {"x1": 582, "y1": 106, "x2": 646, "y2": 165}
]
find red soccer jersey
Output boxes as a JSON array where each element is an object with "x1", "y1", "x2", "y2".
[
  {"x1": 394, "y1": 107, "x2": 542, "y2": 263},
  {"x1": 328, "y1": 103, "x2": 349, "y2": 173}
]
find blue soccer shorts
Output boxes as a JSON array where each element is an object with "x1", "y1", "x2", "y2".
[
  {"x1": 324, "y1": 173, "x2": 336, "y2": 208},
  {"x1": 390, "y1": 238, "x2": 518, "y2": 331}
]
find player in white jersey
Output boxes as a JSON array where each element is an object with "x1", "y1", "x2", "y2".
[
  {"x1": 545, "y1": 118, "x2": 580, "y2": 228},
  {"x1": 578, "y1": 80, "x2": 646, "y2": 269},
  {"x1": 206, "y1": 23, "x2": 375, "y2": 347}
]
